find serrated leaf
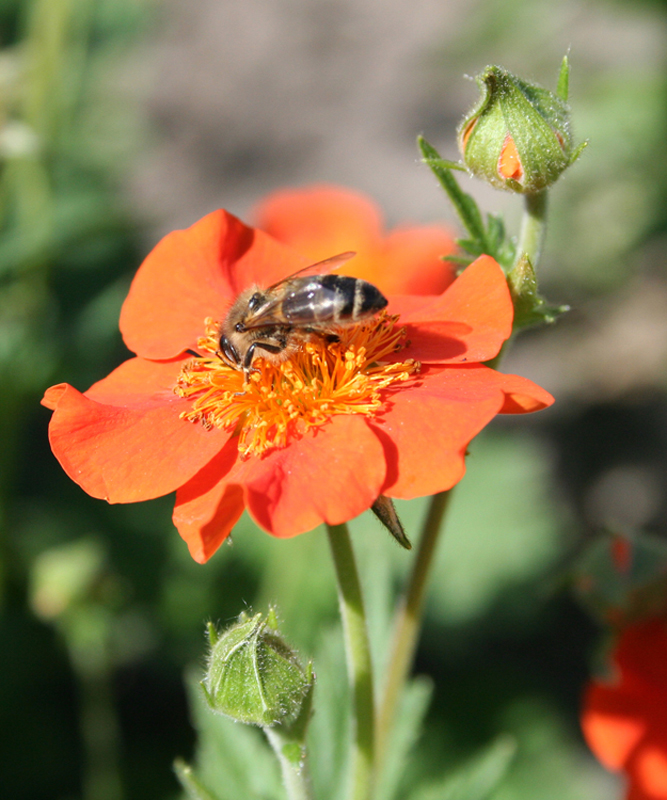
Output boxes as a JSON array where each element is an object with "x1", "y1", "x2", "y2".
[
  {"x1": 409, "y1": 735, "x2": 517, "y2": 800},
  {"x1": 485, "y1": 214, "x2": 506, "y2": 251},
  {"x1": 456, "y1": 238, "x2": 484, "y2": 257},
  {"x1": 443, "y1": 254, "x2": 474, "y2": 266},
  {"x1": 418, "y1": 136, "x2": 487, "y2": 247},
  {"x1": 418, "y1": 137, "x2": 517, "y2": 267}
]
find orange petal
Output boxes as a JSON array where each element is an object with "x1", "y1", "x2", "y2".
[
  {"x1": 493, "y1": 372, "x2": 555, "y2": 413},
  {"x1": 498, "y1": 134, "x2": 523, "y2": 181},
  {"x1": 461, "y1": 118, "x2": 477, "y2": 149},
  {"x1": 399, "y1": 255, "x2": 513, "y2": 363},
  {"x1": 44, "y1": 359, "x2": 230, "y2": 502},
  {"x1": 236, "y1": 415, "x2": 386, "y2": 537},
  {"x1": 255, "y1": 184, "x2": 456, "y2": 296},
  {"x1": 173, "y1": 442, "x2": 244, "y2": 563},
  {"x1": 633, "y1": 744, "x2": 667, "y2": 798},
  {"x1": 374, "y1": 364, "x2": 508, "y2": 499},
  {"x1": 373, "y1": 227, "x2": 456, "y2": 295},
  {"x1": 582, "y1": 684, "x2": 647, "y2": 771},
  {"x1": 254, "y1": 184, "x2": 383, "y2": 263},
  {"x1": 42, "y1": 383, "x2": 67, "y2": 410},
  {"x1": 83, "y1": 355, "x2": 191, "y2": 405},
  {"x1": 120, "y1": 209, "x2": 307, "y2": 360}
]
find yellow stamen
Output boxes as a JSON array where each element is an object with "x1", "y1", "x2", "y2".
[{"x1": 174, "y1": 312, "x2": 420, "y2": 458}]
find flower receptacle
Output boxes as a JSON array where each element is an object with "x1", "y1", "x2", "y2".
[{"x1": 507, "y1": 253, "x2": 569, "y2": 329}]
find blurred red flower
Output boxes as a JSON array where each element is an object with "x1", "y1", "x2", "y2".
[
  {"x1": 582, "y1": 619, "x2": 667, "y2": 800},
  {"x1": 254, "y1": 184, "x2": 457, "y2": 295},
  {"x1": 42, "y1": 201, "x2": 553, "y2": 563}
]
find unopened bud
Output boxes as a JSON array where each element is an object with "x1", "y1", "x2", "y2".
[
  {"x1": 458, "y1": 61, "x2": 585, "y2": 194},
  {"x1": 202, "y1": 609, "x2": 311, "y2": 728}
]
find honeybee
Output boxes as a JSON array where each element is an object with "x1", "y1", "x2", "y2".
[{"x1": 218, "y1": 251, "x2": 388, "y2": 378}]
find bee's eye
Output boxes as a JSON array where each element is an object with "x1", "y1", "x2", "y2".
[
  {"x1": 247, "y1": 292, "x2": 263, "y2": 312},
  {"x1": 219, "y1": 335, "x2": 240, "y2": 365}
]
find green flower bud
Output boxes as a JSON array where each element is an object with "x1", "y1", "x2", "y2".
[
  {"x1": 202, "y1": 609, "x2": 312, "y2": 728},
  {"x1": 458, "y1": 61, "x2": 585, "y2": 194}
]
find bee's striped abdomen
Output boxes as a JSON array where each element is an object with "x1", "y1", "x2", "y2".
[{"x1": 283, "y1": 275, "x2": 387, "y2": 324}]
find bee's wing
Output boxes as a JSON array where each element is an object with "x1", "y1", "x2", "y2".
[
  {"x1": 241, "y1": 298, "x2": 290, "y2": 329},
  {"x1": 265, "y1": 251, "x2": 356, "y2": 290},
  {"x1": 241, "y1": 251, "x2": 357, "y2": 330}
]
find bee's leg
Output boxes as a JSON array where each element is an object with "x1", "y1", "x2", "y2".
[{"x1": 242, "y1": 341, "x2": 285, "y2": 382}]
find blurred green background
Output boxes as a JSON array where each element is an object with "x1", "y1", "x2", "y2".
[{"x1": 3, "y1": 0, "x2": 667, "y2": 797}]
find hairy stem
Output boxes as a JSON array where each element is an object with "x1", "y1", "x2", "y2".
[
  {"x1": 327, "y1": 523, "x2": 375, "y2": 800},
  {"x1": 516, "y1": 190, "x2": 548, "y2": 270},
  {"x1": 264, "y1": 728, "x2": 314, "y2": 800}
]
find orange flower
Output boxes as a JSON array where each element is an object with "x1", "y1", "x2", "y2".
[
  {"x1": 582, "y1": 620, "x2": 667, "y2": 800},
  {"x1": 42, "y1": 207, "x2": 553, "y2": 563},
  {"x1": 254, "y1": 184, "x2": 457, "y2": 295}
]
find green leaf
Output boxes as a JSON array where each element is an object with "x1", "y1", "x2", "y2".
[
  {"x1": 425, "y1": 430, "x2": 568, "y2": 626},
  {"x1": 568, "y1": 140, "x2": 589, "y2": 166},
  {"x1": 419, "y1": 136, "x2": 517, "y2": 268},
  {"x1": 418, "y1": 136, "x2": 487, "y2": 247},
  {"x1": 174, "y1": 759, "x2": 221, "y2": 800},
  {"x1": 305, "y1": 627, "x2": 350, "y2": 800},
  {"x1": 485, "y1": 214, "x2": 506, "y2": 252},
  {"x1": 421, "y1": 156, "x2": 467, "y2": 172},
  {"x1": 456, "y1": 238, "x2": 484, "y2": 257},
  {"x1": 375, "y1": 677, "x2": 434, "y2": 800},
  {"x1": 409, "y1": 735, "x2": 517, "y2": 800},
  {"x1": 556, "y1": 55, "x2": 570, "y2": 102},
  {"x1": 443, "y1": 253, "x2": 475, "y2": 266}
]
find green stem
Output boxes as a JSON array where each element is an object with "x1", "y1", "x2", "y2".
[
  {"x1": 78, "y1": 664, "x2": 124, "y2": 800},
  {"x1": 516, "y1": 190, "x2": 548, "y2": 270},
  {"x1": 326, "y1": 523, "x2": 375, "y2": 800},
  {"x1": 376, "y1": 490, "x2": 453, "y2": 771},
  {"x1": 264, "y1": 728, "x2": 314, "y2": 800}
]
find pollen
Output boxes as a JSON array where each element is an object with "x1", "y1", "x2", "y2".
[{"x1": 174, "y1": 313, "x2": 419, "y2": 458}]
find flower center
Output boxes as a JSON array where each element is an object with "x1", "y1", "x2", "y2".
[{"x1": 174, "y1": 312, "x2": 419, "y2": 457}]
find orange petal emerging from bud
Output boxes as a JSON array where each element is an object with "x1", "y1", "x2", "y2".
[{"x1": 498, "y1": 134, "x2": 523, "y2": 181}]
